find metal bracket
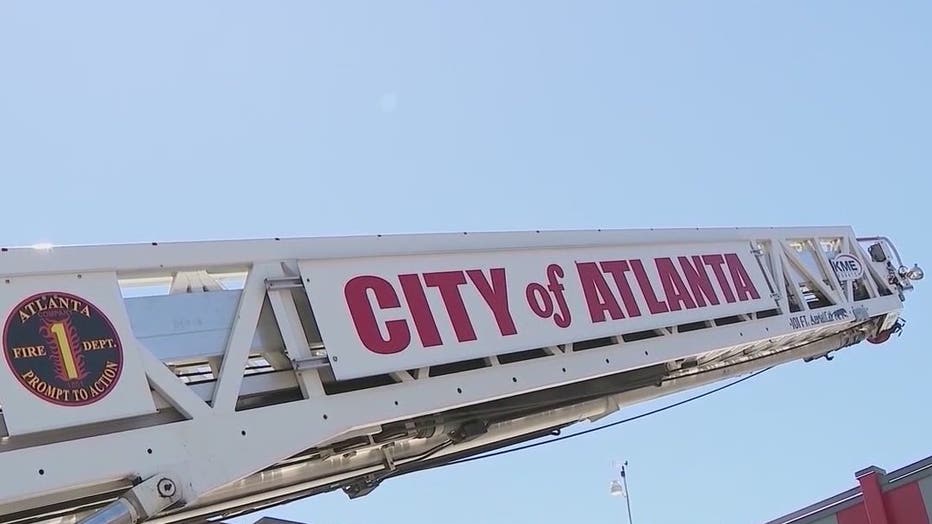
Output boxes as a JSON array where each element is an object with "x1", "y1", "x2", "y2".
[
  {"x1": 293, "y1": 354, "x2": 331, "y2": 371},
  {"x1": 380, "y1": 445, "x2": 397, "y2": 472},
  {"x1": 265, "y1": 276, "x2": 304, "y2": 291},
  {"x1": 76, "y1": 475, "x2": 185, "y2": 524}
]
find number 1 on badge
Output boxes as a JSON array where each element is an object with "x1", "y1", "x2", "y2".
[{"x1": 50, "y1": 322, "x2": 80, "y2": 380}]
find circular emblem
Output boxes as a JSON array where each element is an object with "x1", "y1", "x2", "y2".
[
  {"x1": 3, "y1": 292, "x2": 123, "y2": 406},
  {"x1": 831, "y1": 254, "x2": 865, "y2": 281}
]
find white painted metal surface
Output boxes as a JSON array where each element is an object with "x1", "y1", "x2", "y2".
[
  {"x1": 0, "y1": 273, "x2": 156, "y2": 434},
  {"x1": 0, "y1": 227, "x2": 921, "y2": 524},
  {"x1": 300, "y1": 239, "x2": 775, "y2": 379}
]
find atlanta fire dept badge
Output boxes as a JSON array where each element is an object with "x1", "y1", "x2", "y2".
[{"x1": 3, "y1": 292, "x2": 124, "y2": 406}]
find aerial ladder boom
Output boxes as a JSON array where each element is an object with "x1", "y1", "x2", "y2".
[{"x1": 0, "y1": 227, "x2": 921, "y2": 524}]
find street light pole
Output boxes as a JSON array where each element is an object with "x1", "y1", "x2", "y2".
[
  {"x1": 610, "y1": 460, "x2": 634, "y2": 524},
  {"x1": 620, "y1": 462, "x2": 633, "y2": 524}
]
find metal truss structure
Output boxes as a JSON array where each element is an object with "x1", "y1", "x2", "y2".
[{"x1": 0, "y1": 227, "x2": 921, "y2": 524}]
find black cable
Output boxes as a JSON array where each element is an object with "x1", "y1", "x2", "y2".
[
  {"x1": 321, "y1": 363, "x2": 777, "y2": 507},
  {"x1": 215, "y1": 320, "x2": 876, "y2": 521},
  {"x1": 436, "y1": 319, "x2": 879, "y2": 467},
  {"x1": 398, "y1": 439, "x2": 455, "y2": 464},
  {"x1": 440, "y1": 365, "x2": 774, "y2": 467}
]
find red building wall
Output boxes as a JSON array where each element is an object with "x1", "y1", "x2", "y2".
[{"x1": 768, "y1": 458, "x2": 932, "y2": 524}]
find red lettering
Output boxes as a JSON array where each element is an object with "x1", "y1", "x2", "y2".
[
  {"x1": 546, "y1": 264, "x2": 572, "y2": 328},
  {"x1": 678, "y1": 256, "x2": 720, "y2": 307},
  {"x1": 629, "y1": 259, "x2": 669, "y2": 314},
  {"x1": 576, "y1": 262, "x2": 624, "y2": 323},
  {"x1": 344, "y1": 276, "x2": 410, "y2": 354},
  {"x1": 702, "y1": 254, "x2": 736, "y2": 303},
  {"x1": 655, "y1": 258, "x2": 697, "y2": 311},
  {"x1": 725, "y1": 253, "x2": 761, "y2": 301},
  {"x1": 600, "y1": 260, "x2": 641, "y2": 318},
  {"x1": 399, "y1": 274, "x2": 442, "y2": 347},
  {"x1": 466, "y1": 268, "x2": 517, "y2": 336},
  {"x1": 423, "y1": 271, "x2": 477, "y2": 343},
  {"x1": 526, "y1": 283, "x2": 553, "y2": 318}
]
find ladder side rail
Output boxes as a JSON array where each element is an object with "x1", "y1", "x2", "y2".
[{"x1": 0, "y1": 226, "x2": 862, "y2": 278}]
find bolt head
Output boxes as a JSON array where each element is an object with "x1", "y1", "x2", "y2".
[{"x1": 157, "y1": 478, "x2": 176, "y2": 497}]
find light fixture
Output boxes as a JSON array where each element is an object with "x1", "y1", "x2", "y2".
[
  {"x1": 899, "y1": 264, "x2": 924, "y2": 281},
  {"x1": 610, "y1": 480, "x2": 625, "y2": 496}
]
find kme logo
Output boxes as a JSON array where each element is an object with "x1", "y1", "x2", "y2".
[{"x1": 831, "y1": 254, "x2": 864, "y2": 281}]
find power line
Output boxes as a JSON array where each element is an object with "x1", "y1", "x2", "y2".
[
  {"x1": 220, "y1": 322, "x2": 873, "y2": 521},
  {"x1": 435, "y1": 321, "x2": 875, "y2": 468},
  {"x1": 439, "y1": 366, "x2": 774, "y2": 467}
]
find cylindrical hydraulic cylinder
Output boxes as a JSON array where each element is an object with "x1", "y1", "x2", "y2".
[{"x1": 75, "y1": 499, "x2": 138, "y2": 524}]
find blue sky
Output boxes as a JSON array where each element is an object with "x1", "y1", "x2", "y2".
[{"x1": 1, "y1": 2, "x2": 929, "y2": 523}]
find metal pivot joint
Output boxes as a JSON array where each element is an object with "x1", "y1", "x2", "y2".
[
  {"x1": 157, "y1": 478, "x2": 177, "y2": 498},
  {"x1": 76, "y1": 475, "x2": 184, "y2": 524}
]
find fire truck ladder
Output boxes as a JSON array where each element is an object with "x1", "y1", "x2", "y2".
[{"x1": 0, "y1": 227, "x2": 921, "y2": 524}]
